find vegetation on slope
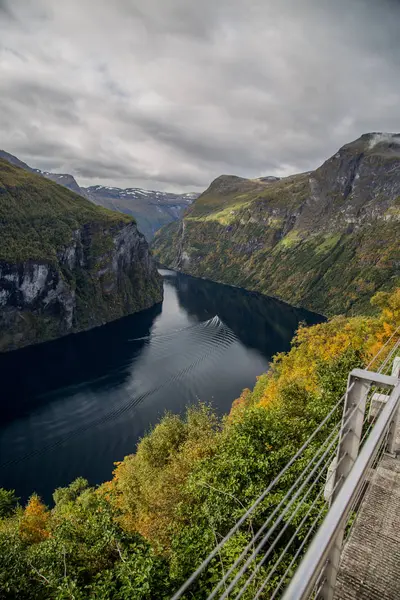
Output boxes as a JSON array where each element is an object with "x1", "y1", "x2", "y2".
[
  {"x1": 0, "y1": 288, "x2": 398, "y2": 598},
  {"x1": 153, "y1": 134, "x2": 400, "y2": 316},
  {"x1": 0, "y1": 158, "x2": 163, "y2": 351},
  {"x1": 0, "y1": 158, "x2": 133, "y2": 264}
]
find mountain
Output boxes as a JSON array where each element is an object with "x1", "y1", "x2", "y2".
[
  {"x1": 0, "y1": 158, "x2": 163, "y2": 352},
  {"x1": 84, "y1": 185, "x2": 199, "y2": 240},
  {"x1": 152, "y1": 132, "x2": 400, "y2": 316},
  {"x1": 0, "y1": 150, "x2": 87, "y2": 196},
  {"x1": 34, "y1": 170, "x2": 85, "y2": 195},
  {"x1": 0, "y1": 150, "x2": 198, "y2": 240},
  {"x1": 0, "y1": 149, "x2": 35, "y2": 173}
]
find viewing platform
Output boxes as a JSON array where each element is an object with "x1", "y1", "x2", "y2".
[{"x1": 334, "y1": 445, "x2": 400, "y2": 599}]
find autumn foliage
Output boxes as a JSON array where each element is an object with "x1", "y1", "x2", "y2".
[{"x1": 19, "y1": 494, "x2": 50, "y2": 544}]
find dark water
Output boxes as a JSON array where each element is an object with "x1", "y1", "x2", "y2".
[{"x1": 0, "y1": 270, "x2": 323, "y2": 504}]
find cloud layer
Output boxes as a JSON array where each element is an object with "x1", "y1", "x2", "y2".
[{"x1": 1, "y1": 0, "x2": 399, "y2": 191}]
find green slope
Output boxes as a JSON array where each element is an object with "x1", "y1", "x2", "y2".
[
  {"x1": 0, "y1": 158, "x2": 133, "y2": 263},
  {"x1": 153, "y1": 133, "x2": 400, "y2": 315}
]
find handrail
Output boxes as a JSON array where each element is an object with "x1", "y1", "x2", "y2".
[
  {"x1": 168, "y1": 335, "x2": 400, "y2": 600},
  {"x1": 282, "y1": 380, "x2": 400, "y2": 600}
]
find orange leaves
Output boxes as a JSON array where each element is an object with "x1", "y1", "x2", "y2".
[
  {"x1": 257, "y1": 315, "x2": 383, "y2": 408},
  {"x1": 19, "y1": 494, "x2": 50, "y2": 544},
  {"x1": 229, "y1": 388, "x2": 252, "y2": 421}
]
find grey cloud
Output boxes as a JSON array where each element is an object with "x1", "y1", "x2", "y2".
[
  {"x1": 1, "y1": 0, "x2": 400, "y2": 191},
  {"x1": 0, "y1": 0, "x2": 11, "y2": 14}
]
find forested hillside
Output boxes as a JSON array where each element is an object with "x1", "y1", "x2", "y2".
[
  {"x1": 0, "y1": 158, "x2": 162, "y2": 351},
  {"x1": 1, "y1": 288, "x2": 398, "y2": 598},
  {"x1": 153, "y1": 133, "x2": 400, "y2": 316}
]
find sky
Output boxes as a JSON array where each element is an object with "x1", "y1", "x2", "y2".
[{"x1": 0, "y1": 0, "x2": 399, "y2": 193}]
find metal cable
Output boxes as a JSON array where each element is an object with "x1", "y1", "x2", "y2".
[
  {"x1": 234, "y1": 450, "x2": 342, "y2": 600},
  {"x1": 257, "y1": 476, "x2": 343, "y2": 600},
  {"x1": 208, "y1": 381, "x2": 369, "y2": 600},
  {"x1": 220, "y1": 377, "x2": 375, "y2": 599},
  {"x1": 367, "y1": 325, "x2": 400, "y2": 370},
  {"x1": 218, "y1": 427, "x2": 344, "y2": 600},
  {"x1": 376, "y1": 335, "x2": 400, "y2": 374},
  {"x1": 268, "y1": 476, "x2": 343, "y2": 600},
  {"x1": 252, "y1": 458, "x2": 348, "y2": 600},
  {"x1": 265, "y1": 351, "x2": 400, "y2": 599},
  {"x1": 170, "y1": 390, "x2": 348, "y2": 600},
  {"x1": 205, "y1": 412, "x2": 346, "y2": 600},
  {"x1": 255, "y1": 369, "x2": 398, "y2": 599},
  {"x1": 171, "y1": 333, "x2": 400, "y2": 600}
]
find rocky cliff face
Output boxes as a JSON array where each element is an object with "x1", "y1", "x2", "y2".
[
  {"x1": 152, "y1": 133, "x2": 400, "y2": 316},
  {"x1": 0, "y1": 159, "x2": 162, "y2": 352}
]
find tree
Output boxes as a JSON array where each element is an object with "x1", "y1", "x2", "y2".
[
  {"x1": 19, "y1": 494, "x2": 50, "y2": 544},
  {"x1": 0, "y1": 489, "x2": 18, "y2": 518}
]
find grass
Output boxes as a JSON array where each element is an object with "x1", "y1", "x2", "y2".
[
  {"x1": 314, "y1": 233, "x2": 342, "y2": 255},
  {"x1": 279, "y1": 230, "x2": 302, "y2": 248}
]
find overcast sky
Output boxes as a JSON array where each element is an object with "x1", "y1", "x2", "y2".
[{"x1": 0, "y1": 0, "x2": 399, "y2": 192}]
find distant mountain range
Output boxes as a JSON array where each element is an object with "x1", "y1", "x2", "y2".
[
  {"x1": 84, "y1": 185, "x2": 198, "y2": 240},
  {"x1": 0, "y1": 150, "x2": 199, "y2": 240}
]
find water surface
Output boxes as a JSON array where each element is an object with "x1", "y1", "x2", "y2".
[{"x1": 0, "y1": 270, "x2": 323, "y2": 503}]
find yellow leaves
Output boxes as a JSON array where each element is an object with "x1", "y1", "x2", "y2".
[
  {"x1": 111, "y1": 405, "x2": 220, "y2": 553},
  {"x1": 367, "y1": 288, "x2": 400, "y2": 362},
  {"x1": 255, "y1": 288, "x2": 400, "y2": 410},
  {"x1": 257, "y1": 315, "x2": 382, "y2": 408},
  {"x1": 19, "y1": 494, "x2": 50, "y2": 544},
  {"x1": 371, "y1": 288, "x2": 400, "y2": 329}
]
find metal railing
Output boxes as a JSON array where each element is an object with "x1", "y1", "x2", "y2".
[
  {"x1": 170, "y1": 330, "x2": 400, "y2": 600},
  {"x1": 282, "y1": 363, "x2": 400, "y2": 600}
]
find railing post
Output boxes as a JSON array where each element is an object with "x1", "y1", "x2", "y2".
[
  {"x1": 319, "y1": 373, "x2": 370, "y2": 600},
  {"x1": 386, "y1": 357, "x2": 400, "y2": 454}
]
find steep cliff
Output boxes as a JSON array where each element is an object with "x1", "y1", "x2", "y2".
[
  {"x1": 0, "y1": 158, "x2": 163, "y2": 351},
  {"x1": 153, "y1": 133, "x2": 400, "y2": 315}
]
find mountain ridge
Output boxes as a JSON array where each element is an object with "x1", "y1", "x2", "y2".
[{"x1": 152, "y1": 132, "x2": 400, "y2": 316}]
